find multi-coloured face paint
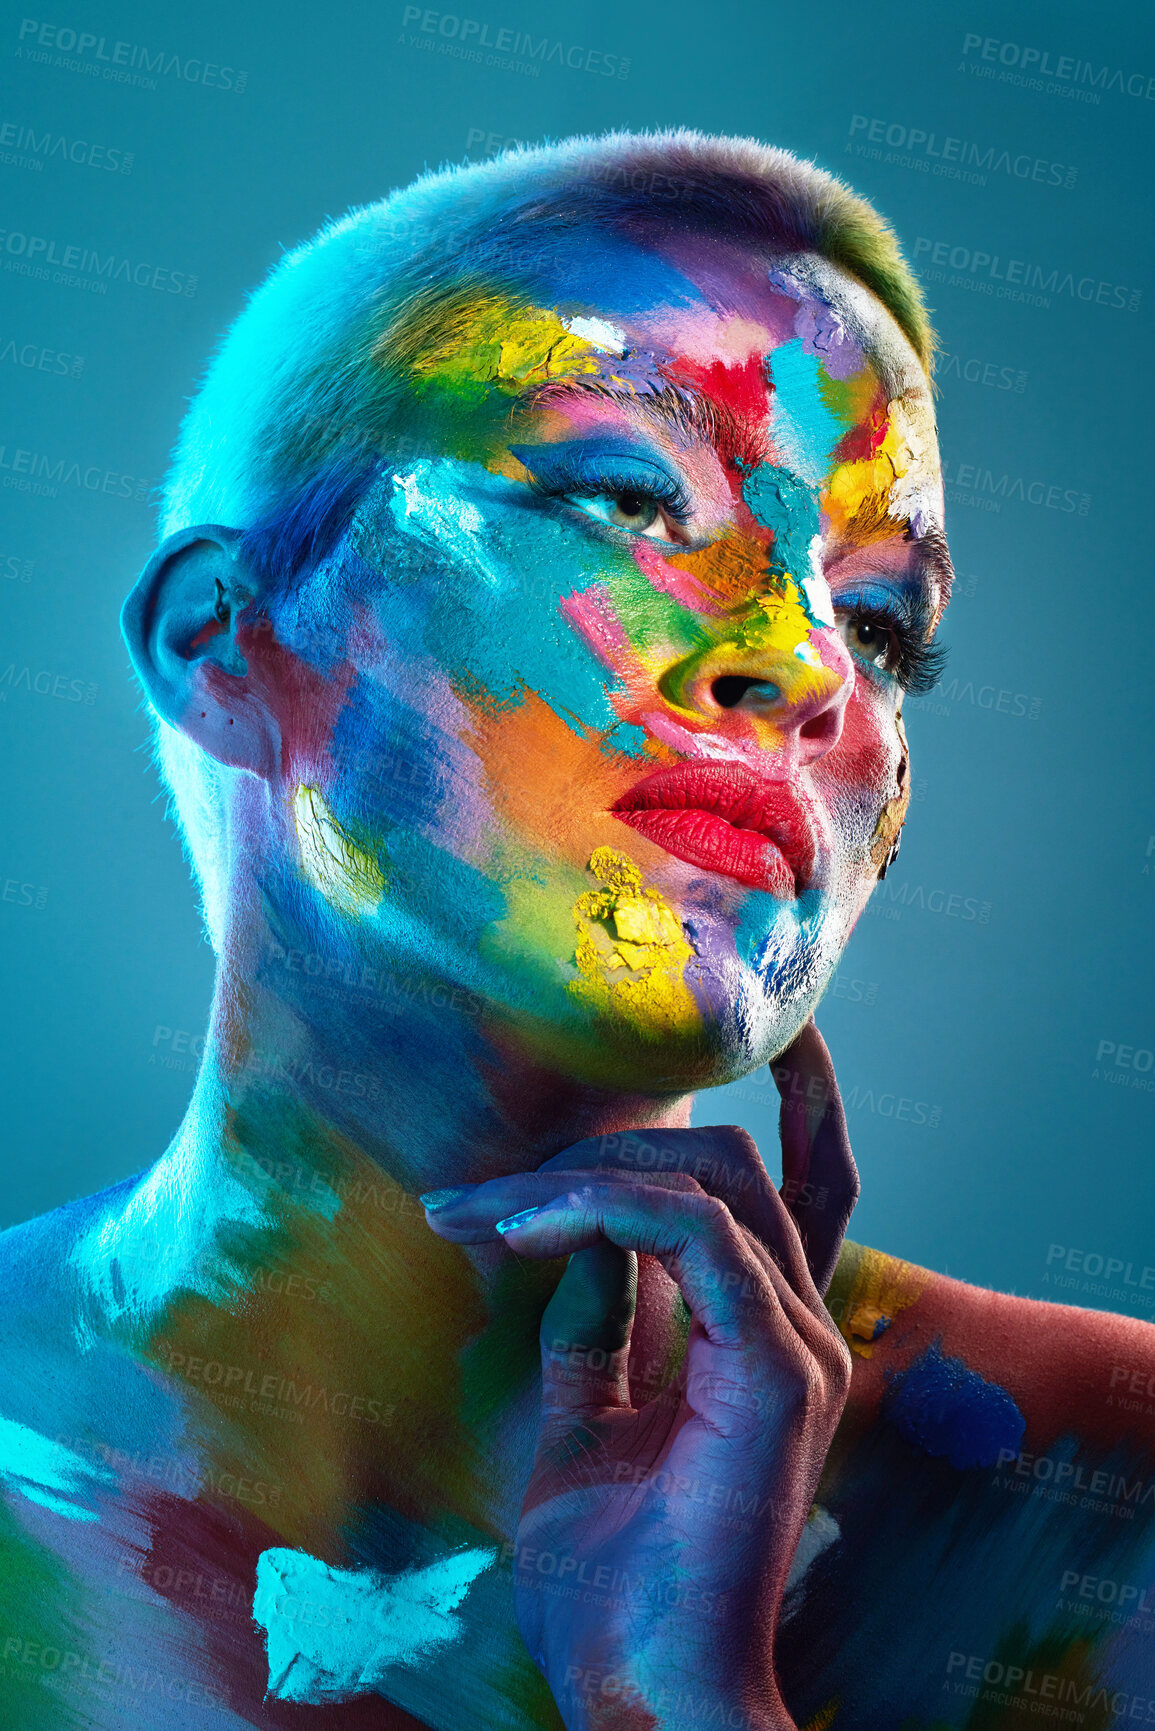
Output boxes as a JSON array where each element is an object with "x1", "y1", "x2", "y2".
[
  {"x1": 10, "y1": 156, "x2": 1155, "y2": 1731},
  {"x1": 279, "y1": 232, "x2": 945, "y2": 1092}
]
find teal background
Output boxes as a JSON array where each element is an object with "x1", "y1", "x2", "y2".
[{"x1": 1, "y1": 0, "x2": 1152, "y2": 1312}]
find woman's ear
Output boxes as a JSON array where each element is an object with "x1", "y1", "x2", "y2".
[{"x1": 120, "y1": 526, "x2": 281, "y2": 778}]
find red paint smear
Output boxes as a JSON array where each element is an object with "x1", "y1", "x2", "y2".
[
  {"x1": 217, "y1": 621, "x2": 358, "y2": 781},
  {"x1": 190, "y1": 617, "x2": 227, "y2": 651},
  {"x1": 831, "y1": 393, "x2": 890, "y2": 468},
  {"x1": 671, "y1": 351, "x2": 772, "y2": 446}
]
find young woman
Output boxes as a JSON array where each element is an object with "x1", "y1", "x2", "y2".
[{"x1": 2, "y1": 131, "x2": 1152, "y2": 1730}]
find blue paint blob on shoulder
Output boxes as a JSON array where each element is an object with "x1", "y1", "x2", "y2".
[{"x1": 883, "y1": 1341, "x2": 1025, "y2": 1470}]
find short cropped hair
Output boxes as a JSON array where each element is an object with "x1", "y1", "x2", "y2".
[{"x1": 152, "y1": 128, "x2": 935, "y2": 952}]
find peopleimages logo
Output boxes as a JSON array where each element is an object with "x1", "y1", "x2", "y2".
[
  {"x1": 15, "y1": 19, "x2": 247, "y2": 92},
  {"x1": 399, "y1": 7, "x2": 631, "y2": 78},
  {"x1": 941, "y1": 459, "x2": 1091, "y2": 517},
  {"x1": 0, "y1": 120, "x2": 133, "y2": 174},
  {"x1": 0, "y1": 441, "x2": 155, "y2": 502},
  {"x1": 0, "y1": 229, "x2": 197, "y2": 297},
  {"x1": 960, "y1": 33, "x2": 1155, "y2": 103},
  {"x1": 945, "y1": 1649, "x2": 1155, "y2": 1720},
  {"x1": 913, "y1": 237, "x2": 1141, "y2": 313},
  {"x1": 846, "y1": 115, "x2": 1077, "y2": 189}
]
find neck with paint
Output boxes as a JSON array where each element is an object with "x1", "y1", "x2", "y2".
[{"x1": 87, "y1": 786, "x2": 693, "y2": 1528}]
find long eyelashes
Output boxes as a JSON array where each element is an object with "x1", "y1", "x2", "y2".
[
  {"x1": 894, "y1": 634, "x2": 949, "y2": 696},
  {"x1": 529, "y1": 463, "x2": 693, "y2": 526},
  {"x1": 524, "y1": 461, "x2": 947, "y2": 696},
  {"x1": 843, "y1": 599, "x2": 948, "y2": 696}
]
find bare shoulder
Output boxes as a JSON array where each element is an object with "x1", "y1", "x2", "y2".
[
  {"x1": 0, "y1": 1179, "x2": 149, "y2": 1462},
  {"x1": 827, "y1": 1237, "x2": 1155, "y2": 1455},
  {"x1": 776, "y1": 1242, "x2": 1155, "y2": 1730}
]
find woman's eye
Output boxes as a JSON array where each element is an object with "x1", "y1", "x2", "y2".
[
  {"x1": 837, "y1": 614, "x2": 895, "y2": 671},
  {"x1": 567, "y1": 489, "x2": 680, "y2": 543}
]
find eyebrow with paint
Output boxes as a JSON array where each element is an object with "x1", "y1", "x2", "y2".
[
  {"x1": 907, "y1": 528, "x2": 955, "y2": 619},
  {"x1": 522, "y1": 376, "x2": 767, "y2": 470},
  {"x1": 522, "y1": 373, "x2": 954, "y2": 621}
]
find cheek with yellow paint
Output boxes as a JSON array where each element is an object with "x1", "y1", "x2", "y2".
[
  {"x1": 569, "y1": 847, "x2": 700, "y2": 1042},
  {"x1": 464, "y1": 697, "x2": 703, "y2": 1048}
]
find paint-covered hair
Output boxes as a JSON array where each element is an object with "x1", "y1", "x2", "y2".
[{"x1": 154, "y1": 128, "x2": 934, "y2": 952}]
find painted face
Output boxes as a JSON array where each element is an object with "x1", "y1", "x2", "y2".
[{"x1": 268, "y1": 234, "x2": 948, "y2": 1089}]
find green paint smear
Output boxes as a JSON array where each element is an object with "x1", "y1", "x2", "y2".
[
  {"x1": 960, "y1": 1622, "x2": 1116, "y2": 1731},
  {"x1": 0, "y1": 1495, "x2": 87, "y2": 1729},
  {"x1": 460, "y1": 1257, "x2": 564, "y2": 1432}
]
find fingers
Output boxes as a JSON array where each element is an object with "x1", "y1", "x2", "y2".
[
  {"x1": 489, "y1": 1184, "x2": 802, "y2": 1394},
  {"x1": 772, "y1": 1020, "x2": 860, "y2": 1296},
  {"x1": 423, "y1": 1165, "x2": 810, "y2": 1330},
  {"x1": 420, "y1": 1169, "x2": 702, "y2": 1243},
  {"x1": 536, "y1": 1126, "x2": 817, "y2": 1303},
  {"x1": 424, "y1": 1178, "x2": 848, "y2": 1430},
  {"x1": 536, "y1": 1242, "x2": 637, "y2": 1420}
]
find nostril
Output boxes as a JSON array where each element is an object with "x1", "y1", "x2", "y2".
[
  {"x1": 799, "y1": 706, "x2": 841, "y2": 744},
  {"x1": 712, "y1": 675, "x2": 781, "y2": 709}
]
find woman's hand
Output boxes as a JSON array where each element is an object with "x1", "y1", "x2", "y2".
[{"x1": 421, "y1": 1021, "x2": 857, "y2": 1731}]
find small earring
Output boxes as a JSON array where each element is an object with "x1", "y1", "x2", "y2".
[{"x1": 878, "y1": 833, "x2": 902, "y2": 881}]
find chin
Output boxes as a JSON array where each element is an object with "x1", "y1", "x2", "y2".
[{"x1": 493, "y1": 956, "x2": 824, "y2": 1097}]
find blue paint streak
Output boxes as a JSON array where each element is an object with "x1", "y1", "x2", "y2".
[
  {"x1": 740, "y1": 462, "x2": 819, "y2": 584},
  {"x1": 883, "y1": 1342, "x2": 1025, "y2": 1470},
  {"x1": 0, "y1": 1414, "x2": 112, "y2": 1520},
  {"x1": 253, "y1": 1543, "x2": 496, "y2": 1703},
  {"x1": 766, "y1": 339, "x2": 845, "y2": 486}
]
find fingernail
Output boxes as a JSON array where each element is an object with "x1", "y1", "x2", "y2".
[
  {"x1": 495, "y1": 1204, "x2": 551, "y2": 1234},
  {"x1": 420, "y1": 1187, "x2": 473, "y2": 1212}
]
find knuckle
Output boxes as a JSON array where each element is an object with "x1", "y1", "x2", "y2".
[
  {"x1": 820, "y1": 1334, "x2": 853, "y2": 1395},
  {"x1": 688, "y1": 1191, "x2": 735, "y2": 1232}
]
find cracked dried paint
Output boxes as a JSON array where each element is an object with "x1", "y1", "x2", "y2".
[{"x1": 570, "y1": 847, "x2": 700, "y2": 1038}]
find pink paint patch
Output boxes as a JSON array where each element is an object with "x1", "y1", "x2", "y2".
[
  {"x1": 638, "y1": 709, "x2": 751, "y2": 762},
  {"x1": 631, "y1": 538, "x2": 729, "y2": 616},
  {"x1": 559, "y1": 583, "x2": 630, "y2": 666}
]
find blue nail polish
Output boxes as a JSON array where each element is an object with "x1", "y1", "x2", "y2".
[
  {"x1": 495, "y1": 1204, "x2": 549, "y2": 1234},
  {"x1": 420, "y1": 1187, "x2": 472, "y2": 1212}
]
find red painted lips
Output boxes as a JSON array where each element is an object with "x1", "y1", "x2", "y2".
[{"x1": 611, "y1": 763, "x2": 819, "y2": 898}]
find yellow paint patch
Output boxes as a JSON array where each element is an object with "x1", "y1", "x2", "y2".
[
  {"x1": 825, "y1": 395, "x2": 939, "y2": 545},
  {"x1": 801, "y1": 1702, "x2": 841, "y2": 1731},
  {"x1": 409, "y1": 296, "x2": 601, "y2": 392},
  {"x1": 739, "y1": 574, "x2": 844, "y2": 705},
  {"x1": 834, "y1": 1242, "x2": 927, "y2": 1357},
  {"x1": 147, "y1": 1122, "x2": 493, "y2": 1542},
  {"x1": 293, "y1": 784, "x2": 385, "y2": 919},
  {"x1": 870, "y1": 709, "x2": 911, "y2": 869},
  {"x1": 569, "y1": 848, "x2": 700, "y2": 1039}
]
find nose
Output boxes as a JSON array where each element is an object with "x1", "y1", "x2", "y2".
[{"x1": 660, "y1": 620, "x2": 855, "y2": 768}]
